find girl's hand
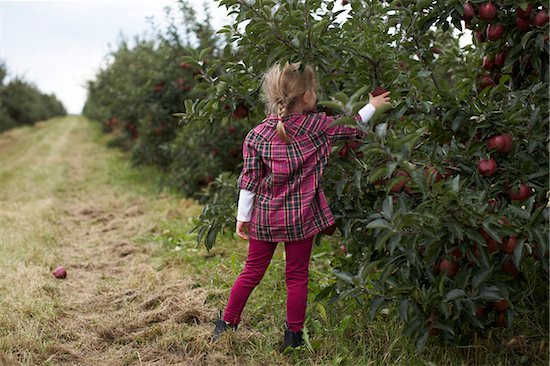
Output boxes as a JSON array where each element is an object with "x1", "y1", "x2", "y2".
[
  {"x1": 368, "y1": 91, "x2": 391, "y2": 109},
  {"x1": 236, "y1": 221, "x2": 249, "y2": 240}
]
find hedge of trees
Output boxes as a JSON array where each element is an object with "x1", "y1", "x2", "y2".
[
  {"x1": 0, "y1": 61, "x2": 66, "y2": 132},
  {"x1": 82, "y1": 2, "x2": 252, "y2": 198}
]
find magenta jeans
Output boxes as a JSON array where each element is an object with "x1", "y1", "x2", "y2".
[{"x1": 223, "y1": 236, "x2": 314, "y2": 332}]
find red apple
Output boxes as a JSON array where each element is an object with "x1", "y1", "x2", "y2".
[
  {"x1": 516, "y1": 16, "x2": 531, "y2": 32},
  {"x1": 449, "y1": 246, "x2": 463, "y2": 259},
  {"x1": 52, "y1": 266, "x2": 67, "y2": 279},
  {"x1": 390, "y1": 170, "x2": 409, "y2": 193},
  {"x1": 486, "y1": 23, "x2": 505, "y2": 41},
  {"x1": 495, "y1": 311, "x2": 506, "y2": 327},
  {"x1": 478, "y1": 158, "x2": 497, "y2": 176},
  {"x1": 372, "y1": 86, "x2": 388, "y2": 97},
  {"x1": 502, "y1": 236, "x2": 517, "y2": 254},
  {"x1": 479, "y1": 75, "x2": 495, "y2": 90},
  {"x1": 439, "y1": 259, "x2": 458, "y2": 277},
  {"x1": 534, "y1": 10, "x2": 549, "y2": 26},
  {"x1": 476, "y1": 306, "x2": 486, "y2": 317},
  {"x1": 503, "y1": 259, "x2": 519, "y2": 277},
  {"x1": 494, "y1": 51, "x2": 506, "y2": 67},
  {"x1": 341, "y1": 0, "x2": 349, "y2": 5},
  {"x1": 463, "y1": 3, "x2": 475, "y2": 21},
  {"x1": 339, "y1": 244, "x2": 347, "y2": 254},
  {"x1": 346, "y1": 140, "x2": 364, "y2": 157},
  {"x1": 338, "y1": 144, "x2": 349, "y2": 158},
  {"x1": 427, "y1": 315, "x2": 441, "y2": 335},
  {"x1": 508, "y1": 183, "x2": 531, "y2": 201},
  {"x1": 479, "y1": 2, "x2": 497, "y2": 21},
  {"x1": 516, "y1": 4, "x2": 533, "y2": 19},
  {"x1": 232, "y1": 104, "x2": 248, "y2": 119},
  {"x1": 487, "y1": 134, "x2": 513, "y2": 153},
  {"x1": 479, "y1": 228, "x2": 490, "y2": 241},
  {"x1": 472, "y1": 244, "x2": 481, "y2": 259},
  {"x1": 425, "y1": 166, "x2": 443, "y2": 184},
  {"x1": 494, "y1": 299, "x2": 509, "y2": 311},
  {"x1": 474, "y1": 30, "x2": 486, "y2": 43},
  {"x1": 179, "y1": 62, "x2": 193, "y2": 69},
  {"x1": 154, "y1": 81, "x2": 165, "y2": 93},
  {"x1": 502, "y1": 134, "x2": 513, "y2": 151},
  {"x1": 487, "y1": 238, "x2": 500, "y2": 254},
  {"x1": 482, "y1": 56, "x2": 494, "y2": 70}
]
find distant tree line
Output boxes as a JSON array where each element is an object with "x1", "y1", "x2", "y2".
[{"x1": 0, "y1": 61, "x2": 67, "y2": 132}]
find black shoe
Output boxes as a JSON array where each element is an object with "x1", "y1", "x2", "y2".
[
  {"x1": 283, "y1": 322, "x2": 303, "y2": 349},
  {"x1": 212, "y1": 310, "x2": 237, "y2": 341}
]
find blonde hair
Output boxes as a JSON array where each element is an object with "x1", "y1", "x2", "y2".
[{"x1": 261, "y1": 62, "x2": 318, "y2": 143}]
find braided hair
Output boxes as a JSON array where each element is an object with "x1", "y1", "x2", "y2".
[{"x1": 261, "y1": 62, "x2": 318, "y2": 143}]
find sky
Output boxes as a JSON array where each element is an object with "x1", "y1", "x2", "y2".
[{"x1": 0, "y1": 0, "x2": 230, "y2": 114}]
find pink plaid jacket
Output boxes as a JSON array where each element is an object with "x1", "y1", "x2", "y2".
[{"x1": 237, "y1": 111, "x2": 366, "y2": 242}]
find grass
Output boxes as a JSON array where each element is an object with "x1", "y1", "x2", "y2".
[
  {"x1": 0, "y1": 116, "x2": 547, "y2": 365},
  {"x1": 150, "y1": 217, "x2": 548, "y2": 365}
]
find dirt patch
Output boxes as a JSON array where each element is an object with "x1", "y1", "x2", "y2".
[
  {"x1": 43, "y1": 191, "x2": 225, "y2": 365},
  {"x1": 0, "y1": 118, "x2": 245, "y2": 365}
]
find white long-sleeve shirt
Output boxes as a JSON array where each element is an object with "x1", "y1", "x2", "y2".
[{"x1": 237, "y1": 103, "x2": 376, "y2": 222}]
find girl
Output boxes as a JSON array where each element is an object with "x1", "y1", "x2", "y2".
[{"x1": 213, "y1": 62, "x2": 391, "y2": 349}]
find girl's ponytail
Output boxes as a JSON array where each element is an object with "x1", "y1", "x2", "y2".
[{"x1": 276, "y1": 102, "x2": 290, "y2": 143}]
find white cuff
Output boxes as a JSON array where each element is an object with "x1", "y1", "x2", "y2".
[
  {"x1": 237, "y1": 188, "x2": 255, "y2": 222},
  {"x1": 358, "y1": 103, "x2": 375, "y2": 127}
]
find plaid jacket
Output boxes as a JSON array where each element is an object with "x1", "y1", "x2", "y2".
[{"x1": 237, "y1": 111, "x2": 367, "y2": 242}]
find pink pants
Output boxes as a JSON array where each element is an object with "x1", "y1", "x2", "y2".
[{"x1": 223, "y1": 236, "x2": 314, "y2": 332}]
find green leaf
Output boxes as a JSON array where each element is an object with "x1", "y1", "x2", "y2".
[
  {"x1": 334, "y1": 270, "x2": 354, "y2": 284},
  {"x1": 375, "y1": 123, "x2": 388, "y2": 140},
  {"x1": 477, "y1": 286, "x2": 501, "y2": 301},
  {"x1": 521, "y1": 30, "x2": 537, "y2": 49},
  {"x1": 450, "y1": 175, "x2": 460, "y2": 192},
  {"x1": 444, "y1": 289, "x2": 466, "y2": 302},
  {"x1": 508, "y1": 204, "x2": 530, "y2": 220},
  {"x1": 368, "y1": 166, "x2": 387, "y2": 183},
  {"x1": 184, "y1": 99, "x2": 194, "y2": 114},
  {"x1": 369, "y1": 296, "x2": 387, "y2": 319},
  {"x1": 367, "y1": 219, "x2": 392, "y2": 230},
  {"x1": 399, "y1": 299, "x2": 409, "y2": 322},
  {"x1": 418, "y1": 70, "x2": 432, "y2": 78},
  {"x1": 415, "y1": 327, "x2": 429, "y2": 353},
  {"x1": 482, "y1": 221, "x2": 502, "y2": 243},
  {"x1": 382, "y1": 196, "x2": 394, "y2": 220},
  {"x1": 472, "y1": 267, "x2": 491, "y2": 289},
  {"x1": 513, "y1": 238, "x2": 524, "y2": 268},
  {"x1": 432, "y1": 322, "x2": 456, "y2": 336},
  {"x1": 316, "y1": 303, "x2": 328, "y2": 323},
  {"x1": 402, "y1": 317, "x2": 422, "y2": 337},
  {"x1": 311, "y1": 19, "x2": 331, "y2": 35}
]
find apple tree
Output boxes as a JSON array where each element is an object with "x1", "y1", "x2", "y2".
[{"x1": 179, "y1": 0, "x2": 548, "y2": 352}]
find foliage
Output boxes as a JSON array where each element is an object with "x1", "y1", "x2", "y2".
[
  {"x1": 179, "y1": 0, "x2": 549, "y2": 352},
  {"x1": 0, "y1": 61, "x2": 66, "y2": 132}
]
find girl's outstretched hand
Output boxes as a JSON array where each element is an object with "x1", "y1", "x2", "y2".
[
  {"x1": 368, "y1": 91, "x2": 392, "y2": 109},
  {"x1": 236, "y1": 221, "x2": 249, "y2": 240}
]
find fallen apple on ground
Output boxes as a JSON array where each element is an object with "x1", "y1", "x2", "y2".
[{"x1": 52, "y1": 266, "x2": 67, "y2": 279}]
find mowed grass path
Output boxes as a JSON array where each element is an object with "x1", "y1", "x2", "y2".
[{"x1": 0, "y1": 117, "x2": 545, "y2": 365}]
